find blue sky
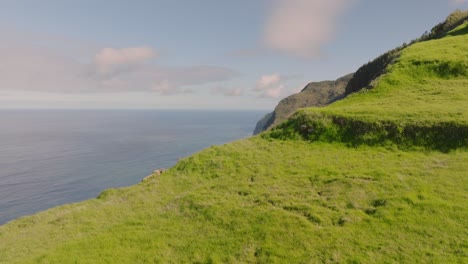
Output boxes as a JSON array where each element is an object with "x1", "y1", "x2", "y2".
[{"x1": 0, "y1": 0, "x2": 466, "y2": 110}]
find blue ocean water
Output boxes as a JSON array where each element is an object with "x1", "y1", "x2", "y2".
[{"x1": 0, "y1": 109, "x2": 265, "y2": 225}]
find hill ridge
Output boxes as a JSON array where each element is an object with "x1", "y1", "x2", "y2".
[{"x1": 254, "y1": 9, "x2": 468, "y2": 134}]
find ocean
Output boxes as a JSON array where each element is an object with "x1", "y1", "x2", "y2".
[{"x1": 0, "y1": 109, "x2": 265, "y2": 225}]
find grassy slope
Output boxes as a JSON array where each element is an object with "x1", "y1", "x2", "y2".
[
  {"x1": 0, "y1": 23, "x2": 467, "y2": 264},
  {"x1": 315, "y1": 23, "x2": 468, "y2": 124},
  {"x1": 0, "y1": 140, "x2": 467, "y2": 263}
]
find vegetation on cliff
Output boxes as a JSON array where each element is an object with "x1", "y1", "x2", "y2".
[{"x1": 268, "y1": 22, "x2": 468, "y2": 152}]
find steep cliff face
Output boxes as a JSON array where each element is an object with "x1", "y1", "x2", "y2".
[
  {"x1": 253, "y1": 73, "x2": 353, "y2": 134},
  {"x1": 253, "y1": 112, "x2": 274, "y2": 135}
]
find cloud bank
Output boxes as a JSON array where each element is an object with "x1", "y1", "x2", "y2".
[
  {"x1": 264, "y1": 0, "x2": 352, "y2": 58},
  {"x1": 0, "y1": 33, "x2": 238, "y2": 95}
]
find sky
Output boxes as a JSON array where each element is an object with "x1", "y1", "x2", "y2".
[{"x1": 0, "y1": 0, "x2": 466, "y2": 110}]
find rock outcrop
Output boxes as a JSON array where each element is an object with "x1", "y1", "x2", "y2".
[{"x1": 141, "y1": 168, "x2": 165, "y2": 182}]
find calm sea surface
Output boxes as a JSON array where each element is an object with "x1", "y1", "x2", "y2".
[{"x1": 0, "y1": 109, "x2": 265, "y2": 224}]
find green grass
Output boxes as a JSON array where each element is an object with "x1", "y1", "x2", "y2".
[
  {"x1": 0, "y1": 139, "x2": 467, "y2": 263},
  {"x1": 1, "y1": 17, "x2": 467, "y2": 264}
]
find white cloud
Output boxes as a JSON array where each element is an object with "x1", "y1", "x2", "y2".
[
  {"x1": 263, "y1": 84, "x2": 284, "y2": 98},
  {"x1": 0, "y1": 32, "x2": 238, "y2": 95},
  {"x1": 256, "y1": 73, "x2": 281, "y2": 90},
  {"x1": 255, "y1": 73, "x2": 284, "y2": 98},
  {"x1": 264, "y1": 0, "x2": 352, "y2": 58},
  {"x1": 451, "y1": 0, "x2": 466, "y2": 4},
  {"x1": 94, "y1": 47, "x2": 156, "y2": 75}
]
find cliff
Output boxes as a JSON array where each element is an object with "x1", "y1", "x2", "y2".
[{"x1": 253, "y1": 73, "x2": 353, "y2": 134}]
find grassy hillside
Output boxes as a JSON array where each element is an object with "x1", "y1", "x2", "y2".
[
  {"x1": 1, "y1": 17, "x2": 467, "y2": 264},
  {"x1": 330, "y1": 23, "x2": 467, "y2": 123},
  {"x1": 0, "y1": 140, "x2": 467, "y2": 263},
  {"x1": 268, "y1": 23, "x2": 468, "y2": 151},
  {"x1": 344, "y1": 9, "x2": 468, "y2": 95},
  {"x1": 255, "y1": 10, "x2": 468, "y2": 135}
]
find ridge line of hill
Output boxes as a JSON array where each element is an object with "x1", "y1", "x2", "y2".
[
  {"x1": 264, "y1": 20, "x2": 468, "y2": 152},
  {"x1": 254, "y1": 9, "x2": 468, "y2": 135}
]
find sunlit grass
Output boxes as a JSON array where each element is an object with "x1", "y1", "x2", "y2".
[{"x1": 0, "y1": 139, "x2": 467, "y2": 263}]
